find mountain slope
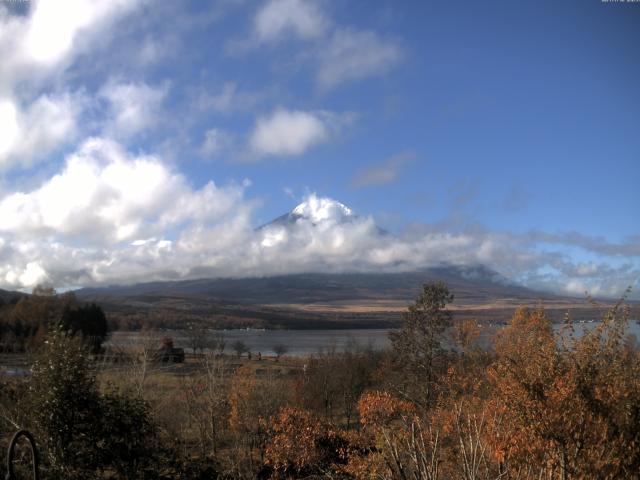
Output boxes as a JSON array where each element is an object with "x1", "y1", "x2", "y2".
[
  {"x1": 76, "y1": 266, "x2": 550, "y2": 306},
  {"x1": 74, "y1": 267, "x2": 607, "y2": 329}
]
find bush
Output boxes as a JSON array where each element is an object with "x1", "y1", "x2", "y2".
[{"x1": 26, "y1": 328, "x2": 160, "y2": 479}]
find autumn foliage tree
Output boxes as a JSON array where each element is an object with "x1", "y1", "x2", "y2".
[
  {"x1": 488, "y1": 301, "x2": 640, "y2": 479},
  {"x1": 262, "y1": 407, "x2": 367, "y2": 479},
  {"x1": 348, "y1": 295, "x2": 640, "y2": 480},
  {"x1": 228, "y1": 365, "x2": 292, "y2": 475}
]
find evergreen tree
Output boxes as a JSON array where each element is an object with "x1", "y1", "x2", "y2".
[{"x1": 389, "y1": 281, "x2": 453, "y2": 406}]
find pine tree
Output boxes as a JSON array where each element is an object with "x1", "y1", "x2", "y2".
[{"x1": 389, "y1": 281, "x2": 453, "y2": 406}]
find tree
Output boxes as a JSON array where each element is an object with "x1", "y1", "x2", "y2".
[
  {"x1": 488, "y1": 302, "x2": 640, "y2": 479},
  {"x1": 297, "y1": 341, "x2": 378, "y2": 427},
  {"x1": 59, "y1": 302, "x2": 108, "y2": 353},
  {"x1": 272, "y1": 343, "x2": 288, "y2": 361},
  {"x1": 186, "y1": 322, "x2": 207, "y2": 354},
  {"x1": 211, "y1": 331, "x2": 226, "y2": 355},
  {"x1": 26, "y1": 328, "x2": 160, "y2": 479},
  {"x1": 32, "y1": 284, "x2": 56, "y2": 297},
  {"x1": 94, "y1": 389, "x2": 158, "y2": 479},
  {"x1": 389, "y1": 281, "x2": 453, "y2": 406},
  {"x1": 28, "y1": 328, "x2": 101, "y2": 478},
  {"x1": 263, "y1": 407, "x2": 364, "y2": 478},
  {"x1": 187, "y1": 326, "x2": 225, "y2": 355},
  {"x1": 232, "y1": 340, "x2": 248, "y2": 358},
  {"x1": 127, "y1": 328, "x2": 161, "y2": 396},
  {"x1": 3, "y1": 291, "x2": 75, "y2": 351}
]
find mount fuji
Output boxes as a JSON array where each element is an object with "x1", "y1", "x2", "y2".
[
  {"x1": 263, "y1": 196, "x2": 356, "y2": 228},
  {"x1": 74, "y1": 195, "x2": 601, "y2": 329},
  {"x1": 258, "y1": 195, "x2": 388, "y2": 235}
]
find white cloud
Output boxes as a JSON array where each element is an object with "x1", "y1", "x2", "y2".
[
  {"x1": 235, "y1": 0, "x2": 401, "y2": 90},
  {"x1": 565, "y1": 279, "x2": 596, "y2": 296},
  {"x1": 0, "y1": 100, "x2": 19, "y2": 159},
  {"x1": 136, "y1": 33, "x2": 180, "y2": 66},
  {"x1": 249, "y1": 108, "x2": 329, "y2": 158},
  {"x1": 0, "y1": 0, "x2": 143, "y2": 88},
  {"x1": 317, "y1": 28, "x2": 401, "y2": 89},
  {"x1": 0, "y1": 0, "x2": 143, "y2": 170},
  {"x1": 0, "y1": 92, "x2": 81, "y2": 169},
  {"x1": 24, "y1": 0, "x2": 102, "y2": 65},
  {"x1": 576, "y1": 263, "x2": 599, "y2": 276},
  {"x1": 4, "y1": 261, "x2": 50, "y2": 289},
  {"x1": 0, "y1": 137, "x2": 247, "y2": 244},
  {"x1": 254, "y1": 0, "x2": 327, "y2": 43},
  {"x1": 0, "y1": 183, "x2": 637, "y2": 297},
  {"x1": 100, "y1": 81, "x2": 169, "y2": 138}
]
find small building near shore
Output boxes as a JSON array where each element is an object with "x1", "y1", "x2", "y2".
[{"x1": 154, "y1": 337, "x2": 185, "y2": 363}]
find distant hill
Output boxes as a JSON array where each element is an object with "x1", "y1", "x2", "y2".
[
  {"x1": 76, "y1": 265, "x2": 556, "y2": 306},
  {"x1": 72, "y1": 266, "x2": 611, "y2": 330},
  {"x1": 0, "y1": 288, "x2": 24, "y2": 304}
]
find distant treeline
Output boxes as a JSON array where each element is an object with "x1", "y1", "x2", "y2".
[
  {"x1": 0, "y1": 288, "x2": 108, "y2": 352},
  {"x1": 100, "y1": 305, "x2": 401, "y2": 331}
]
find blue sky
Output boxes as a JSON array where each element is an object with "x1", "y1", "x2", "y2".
[{"x1": 0, "y1": 0, "x2": 638, "y2": 297}]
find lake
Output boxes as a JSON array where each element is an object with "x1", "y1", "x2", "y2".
[{"x1": 107, "y1": 320, "x2": 640, "y2": 357}]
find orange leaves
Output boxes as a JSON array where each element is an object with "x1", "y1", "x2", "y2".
[
  {"x1": 453, "y1": 318, "x2": 481, "y2": 353},
  {"x1": 260, "y1": 302, "x2": 640, "y2": 478},
  {"x1": 228, "y1": 365, "x2": 257, "y2": 435},
  {"x1": 263, "y1": 407, "x2": 370, "y2": 478},
  {"x1": 486, "y1": 304, "x2": 640, "y2": 478},
  {"x1": 358, "y1": 390, "x2": 416, "y2": 429},
  {"x1": 263, "y1": 407, "x2": 326, "y2": 474}
]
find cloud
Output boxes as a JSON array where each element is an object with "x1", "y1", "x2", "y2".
[
  {"x1": 0, "y1": 137, "x2": 247, "y2": 245},
  {"x1": 195, "y1": 82, "x2": 262, "y2": 114},
  {"x1": 0, "y1": 92, "x2": 82, "y2": 169},
  {"x1": 253, "y1": 0, "x2": 327, "y2": 43},
  {"x1": 251, "y1": 196, "x2": 639, "y2": 298},
  {"x1": 351, "y1": 151, "x2": 413, "y2": 188},
  {"x1": 233, "y1": 1, "x2": 401, "y2": 90},
  {"x1": 0, "y1": 0, "x2": 143, "y2": 89},
  {"x1": 317, "y1": 28, "x2": 401, "y2": 89},
  {"x1": 99, "y1": 80, "x2": 169, "y2": 138},
  {"x1": 248, "y1": 108, "x2": 333, "y2": 158},
  {"x1": 0, "y1": 0, "x2": 143, "y2": 170},
  {"x1": 527, "y1": 231, "x2": 640, "y2": 257},
  {"x1": 23, "y1": 0, "x2": 141, "y2": 66},
  {"x1": 0, "y1": 100, "x2": 19, "y2": 160},
  {"x1": 200, "y1": 128, "x2": 232, "y2": 157},
  {"x1": 0, "y1": 179, "x2": 637, "y2": 298}
]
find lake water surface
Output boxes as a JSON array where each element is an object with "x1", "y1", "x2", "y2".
[{"x1": 107, "y1": 320, "x2": 640, "y2": 357}]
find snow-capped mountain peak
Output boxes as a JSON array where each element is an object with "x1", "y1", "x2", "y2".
[
  {"x1": 257, "y1": 193, "x2": 381, "y2": 236},
  {"x1": 290, "y1": 195, "x2": 354, "y2": 223}
]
